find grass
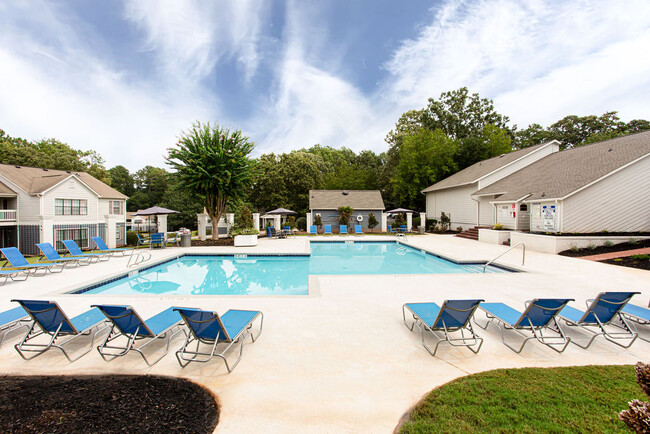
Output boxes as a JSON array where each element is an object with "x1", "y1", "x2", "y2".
[{"x1": 400, "y1": 365, "x2": 642, "y2": 433}]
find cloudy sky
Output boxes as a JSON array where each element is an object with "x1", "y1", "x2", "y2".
[{"x1": 1, "y1": 0, "x2": 649, "y2": 171}]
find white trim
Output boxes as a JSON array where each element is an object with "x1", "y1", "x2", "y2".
[{"x1": 559, "y1": 152, "x2": 650, "y2": 201}]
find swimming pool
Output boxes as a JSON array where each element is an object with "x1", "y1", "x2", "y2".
[{"x1": 76, "y1": 242, "x2": 512, "y2": 296}]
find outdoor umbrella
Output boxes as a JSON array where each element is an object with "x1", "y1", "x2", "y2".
[
  {"x1": 386, "y1": 208, "x2": 414, "y2": 213},
  {"x1": 132, "y1": 206, "x2": 180, "y2": 234},
  {"x1": 266, "y1": 208, "x2": 297, "y2": 215}
]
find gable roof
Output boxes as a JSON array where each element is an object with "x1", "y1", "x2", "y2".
[
  {"x1": 421, "y1": 142, "x2": 555, "y2": 193},
  {"x1": 472, "y1": 131, "x2": 650, "y2": 202},
  {"x1": 0, "y1": 164, "x2": 127, "y2": 199},
  {"x1": 0, "y1": 179, "x2": 17, "y2": 195},
  {"x1": 309, "y1": 190, "x2": 385, "y2": 210}
]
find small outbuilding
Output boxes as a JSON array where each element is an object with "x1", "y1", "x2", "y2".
[{"x1": 308, "y1": 190, "x2": 385, "y2": 231}]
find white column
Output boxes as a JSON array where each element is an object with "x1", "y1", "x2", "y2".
[
  {"x1": 406, "y1": 212, "x2": 413, "y2": 231},
  {"x1": 39, "y1": 217, "x2": 54, "y2": 245},
  {"x1": 104, "y1": 215, "x2": 118, "y2": 248},
  {"x1": 419, "y1": 212, "x2": 426, "y2": 229},
  {"x1": 226, "y1": 213, "x2": 235, "y2": 236},
  {"x1": 274, "y1": 215, "x2": 281, "y2": 229},
  {"x1": 306, "y1": 212, "x2": 312, "y2": 229},
  {"x1": 197, "y1": 213, "x2": 208, "y2": 241},
  {"x1": 252, "y1": 213, "x2": 260, "y2": 231},
  {"x1": 381, "y1": 212, "x2": 387, "y2": 232},
  {"x1": 157, "y1": 214, "x2": 168, "y2": 238}
]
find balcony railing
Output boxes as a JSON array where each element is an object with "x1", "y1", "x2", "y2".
[{"x1": 0, "y1": 210, "x2": 17, "y2": 221}]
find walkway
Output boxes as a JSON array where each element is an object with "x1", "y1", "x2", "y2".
[{"x1": 580, "y1": 247, "x2": 650, "y2": 261}]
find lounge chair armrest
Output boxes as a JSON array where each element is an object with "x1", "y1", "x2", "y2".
[{"x1": 585, "y1": 299, "x2": 594, "y2": 308}]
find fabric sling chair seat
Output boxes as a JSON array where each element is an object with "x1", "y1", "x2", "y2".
[
  {"x1": 174, "y1": 308, "x2": 263, "y2": 373},
  {"x1": 622, "y1": 303, "x2": 650, "y2": 343},
  {"x1": 323, "y1": 225, "x2": 332, "y2": 235},
  {"x1": 12, "y1": 300, "x2": 107, "y2": 361},
  {"x1": 402, "y1": 300, "x2": 484, "y2": 356},
  {"x1": 0, "y1": 306, "x2": 30, "y2": 347},
  {"x1": 478, "y1": 298, "x2": 574, "y2": 353},
  {"x1": 91, "y1": 236, "x2": 131, "y2": 256},
  {"x1": 0, "y1": 269, "x2": 29, "y2": 285},
  {"x1": 36, "y1": 242, "x2": 90, "y2": 267},
  {"x1": 1, "y1": 247, "x2": 65, "y2": 275},
  {"x1": 354, "y1": 225, "x2": 363, "y2": 236},
  {"x1": 93, "y1": 305, "x2": 186, "y2": 366},
  {"x1": 559, "y1": 291, "x2": 640, "y2": 349},
  {"x1": 309, "y1": 225, "x2": 317, "y2": 235},
  {"x1": 62, "y1": 240, "x2": 109, "y2": 262},
  {"x1": 339, "y1": 225, "x2": 348, "y2": 236}
]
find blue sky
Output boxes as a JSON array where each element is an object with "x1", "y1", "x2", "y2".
[{"x1": 1, "y1": 0, "x2": 649, "y2": 171}]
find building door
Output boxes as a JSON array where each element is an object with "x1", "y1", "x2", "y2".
[{"x1": 517, "y1": 203, "x2": 530, "y2": 232}]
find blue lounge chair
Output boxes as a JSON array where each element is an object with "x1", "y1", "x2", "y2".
[
  {"x1": 93, "y1": 305, "x2": 186, "y2": 366},
  {"x1": 62, "y1": 240, "x2": 109, "y2": 262},
  {"x1": 622, "y1": 303, "x2": 650, "y2": 343},
  {"x1": 0, "y1": 306, "x2": 30, "y2": 347},
  {"x1": 149, "y1": 232, "x2": 165, "y2": 249},
  {"x1": 309, "y1": 225, "x2": 318, "y2": 235},
  {"x1": 136, "y1": 233, "x2": 149, "y2": 247},
  {"x1": 323, "y1": 225, "x2": 332, "y2": 236},
  {"x1": 387, "y1": 226, "x2": 396, "y2": 235},
  {"x1": 403, "y1": 300, "x2": 484, "y2": 356},
  {"x1": 1, "y1": 247, "x2": 65, "y2": 275},
  {"x1": 166, "y1": 232, "x2": 180, "y2": 247},
  {"x1": 400, "y1": 224, "x2": 408, "y2": 233},
  {"x1": 559, "y1": 292, "x2": 640, "y2": 349},
  {"x1": 339, "y1": 225, "x2": 348, "y2": 236},
  {"x1": 354, "y1": 225, "x2": 363, "y2": 236},
  {"x1": 0, "y1": 269, "x2": 28, "y2": 285},
  {"x1": 36, "y1": 242, "x2": 90, "y2": 267},
  {"x1": 478, "y1": 298, "x2": 574, "y2": 353},
  {"x1": 12, "y1": 300, "x2": 108, "y2": 361},
  {"x1": 283, "y1": 226, "x2": 292, "y2": 236},
  {"x1": 91, "y1": 236, "x2": 131, "y2": 256},
  {"x1": 174, "y1": 307, "x2": 263, "y2": 373}
]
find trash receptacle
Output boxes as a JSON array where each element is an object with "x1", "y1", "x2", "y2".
[
  {"x1": 418, "y1": 226, "x2": 425, "y2": 235},
  {"x1": 180, "y1": 233, "x2": 192, "y2": 247}
]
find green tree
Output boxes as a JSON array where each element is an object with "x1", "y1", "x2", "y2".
[
  {"x1": 127, "y1": 166, "x2": 168, "y2": 211},
  {"x1": 367, "y1": 212, "x2": 378, "y2": 232},
  {"x1": 392, "y1": 129, "x2": 458, "y2": 210},
  {"x1": 456, "y1": 125, "x2": 513, "y2": 169},
  {"x1": 160, "y1": 173, "x2": 203, "y2": 230},
  {"x1": 109, "y1": 165, "x2": 135, "y2": 196},
  {"x1": 338, "y1": 206, "x2": 353, "y2": 226},
  {"x1": 167, "y1": 122, "x2": 257, "y2": 239}
]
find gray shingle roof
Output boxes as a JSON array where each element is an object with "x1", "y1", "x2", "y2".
[
  {"x1": 421, "y1": 142, "x2": 554, "y2": 193},
  {"x1": 472, "y1": 131, "x2": 650, "y2": 201},
  {"x1": 0, "y1": 179, "x2": 16, "y2": 195},
  {"x1": 0, "y1": 164, "x2": 127, "y2": 199},
  {"x1": 309, "y1": 190, "x2": 385, "y2": 210}
]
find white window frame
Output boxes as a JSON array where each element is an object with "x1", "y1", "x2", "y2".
[
  {"x1": 110, "y1": 200, "x2": 123, "y2": 215},
  {"x1": 55, "y1": 198, "x2": 88, "y2": 216},
  {"x1": 54, "y1": 227, "x2": 89, "y2": 250}
]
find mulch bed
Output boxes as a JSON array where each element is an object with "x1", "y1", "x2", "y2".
[
  {"x1": 602, "y1": 256, "x2": 650, "y2": 271},
  {"x1": 191, "y1": 238, "x2": 234, "y2": 247},
  {"x1": 558, "y1": 238, "x2": 650, "y2": 257},
  {"x1": 0, "y1": 375, "x2": 219, "y2": 433}
]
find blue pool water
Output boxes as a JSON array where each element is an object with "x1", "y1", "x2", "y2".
[{"x1": 79, "y1": 242, "x2": 510, "y2": 296}]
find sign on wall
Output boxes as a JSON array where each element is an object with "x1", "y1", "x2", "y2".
[{"x1": 542, "y1": 204, "x2": 556, "y2": 230}]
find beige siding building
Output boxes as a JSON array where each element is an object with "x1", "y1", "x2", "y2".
[{"x1": 0, "y1": 164, "x2": 127, "y2": 254}]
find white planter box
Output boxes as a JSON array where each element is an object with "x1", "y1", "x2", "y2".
[
  {"x1": 234, "y1": 234, "x2": 258, "y2": 247},
  {"x1": 510, "y1": 232, "x2": 650, "y2": 254},
  {"x1": 478, "y1": 229, "x2": 511, "y2": 245}
]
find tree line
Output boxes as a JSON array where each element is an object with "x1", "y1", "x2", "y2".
[{"x1": 2, "y1": 87, "x2": 648, "y2": 229}]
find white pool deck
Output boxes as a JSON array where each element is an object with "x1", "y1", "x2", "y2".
[{"x1": 1, "y1": 234, "x2": 648, "y2": 433}]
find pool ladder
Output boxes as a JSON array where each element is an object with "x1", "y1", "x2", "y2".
[
  {"x1": 483, "y1": 243, "x2": 525, "y2": 273},
  {"x1": 127, "y1": 249, "x2": 152, "y2": 268}
]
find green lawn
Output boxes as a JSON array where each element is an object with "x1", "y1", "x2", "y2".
[{"x1": 400, "y1": 365, "x2": 642, "y2": 433}]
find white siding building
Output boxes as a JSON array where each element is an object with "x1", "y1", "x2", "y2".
[
  {"x1": 422, "y1": 141, "x2": 560, "y2": 230},
  {"x1": 0, "y1": 164, "x2": 127, "y2": 255},
  {"x1": 472, "y1": 131, "x2": 650, "y2": 233}
]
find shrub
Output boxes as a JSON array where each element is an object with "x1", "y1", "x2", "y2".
[
  {"x1": 439, "y1": 212, "x2": 450, "y2": 231},
  {"x1": 603, "y1": 240, "x2": 614, "y2": 247},
  {"x1": 367, "y1": 213, "x2": 378, "y2": 231},
  {"x1": 630, "y1": 254, "x2": 650, "y2": 261},
  {"x1": 286, "y1": 215, "x2": 297, "y2": 228},
  {"x1": 126, "y1": 231, "x2": 139, "y2": 246},
  {"x1": 426, "y1": 218, "x2": 437, "y2": 231},
  {"x1": 338, "y1": 206, "x2": 353, "y2": 226},
  {"x1": 587, "y1": 243, "x2": 597, "y2": 250},
  {"x1": 231, "y1": 227, "x2": 259, "y2": 236},
  {"x1": 413, "y1": 217, "x2": 421, "y2": 227},
  {"x1": 313, "y1": 214, "x2": 323, "y2": 228},
  {"x1": 234, "y1": 205, "x2": 254, "y2": 230},
  {"x1": 493, "y1": 223, "x2": 504, "y2": 230},
  {"x1": 296, "y1": 217, "x2": 306, "y2": 231},
  {"x1": 394, "y1": 213, "x2": 406, "y2": 226},
  {"x1": 570, "y1": 244, "x2": 579, "y2": 252},
  {"x1": 457, "y1": 226, "x2": 463, "y2": 232},
  {"x1": 629, "y1": 237, "x2": 639, "y2": 245},
  {"x1": 619, "y1": 362, "x2": 650, "y2": 432}
]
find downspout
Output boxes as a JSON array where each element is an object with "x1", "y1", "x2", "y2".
[{"x1": 471, "y1": 196, "x2": 480, "y2": 227}]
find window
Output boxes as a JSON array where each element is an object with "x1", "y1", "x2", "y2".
[
  {"x1": 110, "y1": 200, "x2": 123, "y2": 215},
  {"x1": 520, "y1": 204, "x2": 528, "y2": 211},
  {"x1": 55, "y1": 228, "x2": 88, "y2": 250},
  {"x1": 55, "y1": 199, "x2": 87, "y2": 215}
]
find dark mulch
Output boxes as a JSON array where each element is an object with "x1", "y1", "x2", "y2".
[
  {"x1": 602, "y1": 256, "x2": 650, "y2": 271},
  {"x1": 558, "y1": 238, "x2": 650, "y2": 257},
  {"x1": 0, "y1": 375, "x2": 219, "y2": 433},
  {"x1": 191, "y1": 238, "x2": 234, "y2": 247}
]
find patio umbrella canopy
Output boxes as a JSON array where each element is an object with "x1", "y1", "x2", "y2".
[
  {"x1": 132, "y1": 206, "x2": 180, "y2": 216},
  {"x1": 386, "y1": 208, "x2": 414, "y2": 213},
  {"x1": 266, "y1": 208, "x2": 297, "y2": 215}
]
